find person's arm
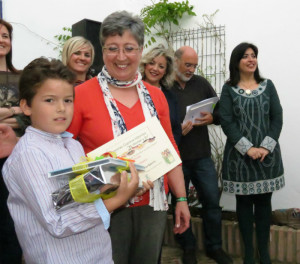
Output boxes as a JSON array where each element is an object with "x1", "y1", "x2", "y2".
[
  {"x1": 155, "y1": 91, "x2": 190, "y2": 233},
  {"x1": 167, "y1": 166, "x2": 190, "y2": 234},
  {"x1": 219, "y1": 84, "x2": 253, "y2": 156},
  {"x1": 3, "y1": 148, "x2": 138, "y2": 238},
  {"x1": 259, "y1": 80, "x2": 283, "y2": 153},
  {"x1": 0, "y1": 123, "x2": 18, "y2": 158}
]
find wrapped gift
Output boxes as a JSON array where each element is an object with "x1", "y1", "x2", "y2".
[{"x1": 50, "y1": 157, "x2": 144, "y2": 211}]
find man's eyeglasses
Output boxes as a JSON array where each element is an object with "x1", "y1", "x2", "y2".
[
  {"x1": 185, "y1": 63, "x2": 198, "y2": 69},
  {"x1": 103, "y1": 46, "x2": 141, "y2": 56}
]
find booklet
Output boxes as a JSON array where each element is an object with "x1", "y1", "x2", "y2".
[
  {"x1": 183, "y1": 96, "x2": 219, "y2": 124},
  {"x1": 87, "y1": 117, "x2": 182, "y2": 183},
  {"x1": 48, "y1": 158, "x2": 144, "y2": 181}
]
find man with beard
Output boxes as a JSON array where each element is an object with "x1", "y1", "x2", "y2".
[{"x1": 171, "y1": 46, "x2": 232, "y2": 264}]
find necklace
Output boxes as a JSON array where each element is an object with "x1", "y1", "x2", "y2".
[{"x1": 245, "y1": 89, "x2": 252, "y2": 95}]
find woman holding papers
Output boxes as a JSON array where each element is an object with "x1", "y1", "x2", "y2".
[
  {"x1": 140, "y1": 44, "x2": 181, "y2": 145},
  {"x1": 219, "y1": 42, "x2": 284, "y2": 264},
  {"x1": 68, "y1": 11, "x2": 190, "y2": 264},
  {"x1": 62, "y1": 36, "x2": 95, "y2": 86}
]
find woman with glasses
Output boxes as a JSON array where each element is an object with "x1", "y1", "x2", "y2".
[
  {"x1": 62, "y1": 36, "x2": 95, "y2": 86},
  {"x1": 68, "y1": 11, "x2": 190, "y2": 264}
]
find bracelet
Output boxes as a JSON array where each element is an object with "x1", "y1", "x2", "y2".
[{"x1": 176, "y1": 197, "x2": 187, "y2": 202}]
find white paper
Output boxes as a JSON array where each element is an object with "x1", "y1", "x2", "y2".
[{"x1": 87, "y1": 117, "x2": 181, "y2": 183}]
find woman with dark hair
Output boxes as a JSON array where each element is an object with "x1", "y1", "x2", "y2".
[
  {"x1": 0, "y1": 18, "x2": 23, "y2": 263},
  {"x1": 68, "y1": 11, "x2": 190, "y2": 264},
  {"x1": 219, "y1": 42, "x2": 284, "y2": 264}
]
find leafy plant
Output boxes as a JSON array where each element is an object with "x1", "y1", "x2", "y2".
[
  {"x1": 140, "y1": 0, "x2": 196, "y2": 49},
  {"x1": 54, "y1": 27, "x2": 72, "y2": 58}
]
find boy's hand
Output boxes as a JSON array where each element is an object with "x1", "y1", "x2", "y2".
[
  {"x1": 103, "y1": 162, "x2": 139, "y2": 212},
  {"x1": 0, "y1": 124, "x2": 18, "y2": 158}
]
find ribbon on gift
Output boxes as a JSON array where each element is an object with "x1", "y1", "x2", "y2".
[
  {"x1": 69, "y1": 174, "x2": 101, "y2": 203},
  {"x1": 69, "y1": 155, "x2": 131, "y2": 203},
  {"x1": 69, "y1": 174, "x2": 119, "y2": 202}
]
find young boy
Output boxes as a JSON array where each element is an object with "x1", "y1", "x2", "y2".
[{"x1": 2, "y1": 58, "x2": 139, "y2": 264}]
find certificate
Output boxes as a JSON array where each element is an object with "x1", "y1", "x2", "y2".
[
  {"x1": 183, "y1": 96, "x2": 219, "y2": 124},
  {"x1": 88, "y1": 117, "x2": 181, "y2": 183}
]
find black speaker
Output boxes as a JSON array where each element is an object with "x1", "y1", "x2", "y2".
[{"x1": 72, "y1": 18, "x2": 103, "y2": 75}]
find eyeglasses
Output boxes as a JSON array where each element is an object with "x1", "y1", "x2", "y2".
[
  {"x1": 185, "y1": 63, "x2": 198, "y2": 69},
  {"x1": 103, "y1": 46, "x2": 141, "y2": 56}
]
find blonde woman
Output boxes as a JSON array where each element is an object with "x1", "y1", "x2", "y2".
[{"x1": 62, "y1": 36, "x2": 95, "y2": 85}]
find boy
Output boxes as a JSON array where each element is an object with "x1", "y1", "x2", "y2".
[{"x1": 2, "y1": 58, "x2": 139, "y2": 264}]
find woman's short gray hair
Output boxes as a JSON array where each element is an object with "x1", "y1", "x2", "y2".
[
  {"x1": 100, "y1": 11, "x2": 144, "y2": 47},
  {"x1": 140, "y1": 44, "x2": 175, "y2": 88},
  {"x1": 62, "y1": 36, "x2": 95, "y2": 66}
]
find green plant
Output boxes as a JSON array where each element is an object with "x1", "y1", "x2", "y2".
[
  {"x1": 140, "y1": 0, "x2": 196, "y2": 49},
  {"x1": 54, "y1": 27, "x2": 72, "y2": 58}
]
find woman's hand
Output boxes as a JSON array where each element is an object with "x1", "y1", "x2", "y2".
[
  {"x1": 182, "y1": 121, "x2": 193, "y2": 136},
  {"x1": 135, "y1": 180, "x2": 154, "y2": 197},
  {"x1": 0, "y1": 123, "x2": 18, "y2": 158},
  {"x1": 247, "y1": 147, "x2": 269, "y2": 162},
  {"x1": 258, "y1": 147, "x2": 269, "y2": 162},
  {"x1": 1, "y1": 117, "x2": 20, "y2": 129},
  {"x1": 247, "y1": 147, "x2": 261, "y2": 160},
  {"x1": 0, "y1": 106, "x2": 23, "y2": 129},
  {"x1": 173, "y1": 201, "x2": 190, "y2": 234}
]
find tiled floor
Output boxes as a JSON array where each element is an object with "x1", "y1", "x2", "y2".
[
  {"x1": 161, "y1": 246, "x2": 284, "y2": 264},
  {"x1": 161, "y1": 246, "x2": 244, "y2": 264}
]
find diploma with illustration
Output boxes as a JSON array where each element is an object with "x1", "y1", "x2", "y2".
[{"x1": 88, "y1": 116, "x2": 182, "y2": 183}]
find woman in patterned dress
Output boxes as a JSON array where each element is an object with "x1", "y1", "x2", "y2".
[{"x1": 219, "y1": 42, "x2": 284, "y2": 264}]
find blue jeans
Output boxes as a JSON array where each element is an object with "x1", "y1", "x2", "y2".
[{"x1": 175, "y1": 157, "x2": 222, "y2": 252}]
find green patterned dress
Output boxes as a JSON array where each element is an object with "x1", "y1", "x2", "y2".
[{"x1": 219, "y1": 79, "x2": 284, "y2": 195}]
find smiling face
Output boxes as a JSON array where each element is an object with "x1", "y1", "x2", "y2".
[
  {"x1": 0, "y1": 24, "x2": 11, "y2": 58},
  {"x1": 144, "y1": 55, "x2": 167, "y2": 87},
  {"x1": 239, "y1": 48, "x2": 257, "y2": 75},
  {"x1": 67, "y1": 45, "x2": 92, "y2": 77},
  {"x1": 102, "y1": 30, "x2": 142, "y2": 82},
  {"x1": 21, "y1": 79, "x2": 74, "y2": 134}
]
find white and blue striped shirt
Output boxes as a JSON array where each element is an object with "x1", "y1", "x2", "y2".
[{"x1": 2, "y1": 126, "x2": 113, "y2": 264}]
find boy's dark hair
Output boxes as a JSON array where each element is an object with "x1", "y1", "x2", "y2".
[{"x1": 19, "y1": 57, "x2": 76, "y2": 106}]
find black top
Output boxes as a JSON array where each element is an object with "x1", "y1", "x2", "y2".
[
  {"x1": 161, "y1": 85, "x2": 182, "y2": 146},
  {"x1": 172, "y1": 75, "x2": 220, "y2": 160}
]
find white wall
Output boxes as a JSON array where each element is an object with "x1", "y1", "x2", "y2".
[{"x1": 5, "y1": 0, "x2": 300, "y2": 210}]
